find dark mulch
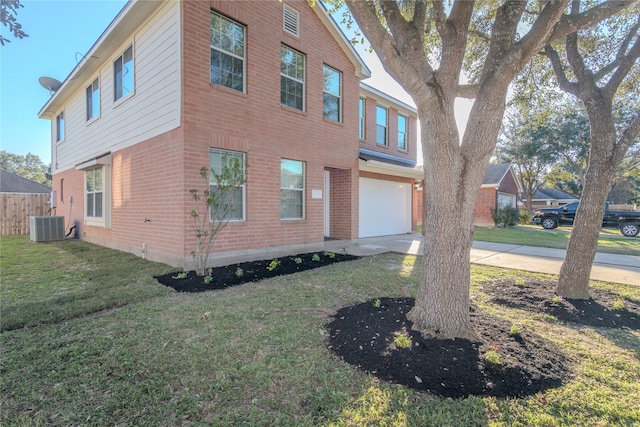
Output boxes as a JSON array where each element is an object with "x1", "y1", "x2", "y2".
[
  {"x1": 483, "y1": 279, "x2": 640, "y2": 330},
  {"x1": 155, "y1": 255, "x2": 640, "y2": 399},
  {"x1": 327, "y1": 297, "x2": 569, "y2": 399},
  {"x1": 154, "y1": 251, "x2": 359, "y2": 292}
]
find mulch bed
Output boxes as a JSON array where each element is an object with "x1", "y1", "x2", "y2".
[
  {"x1": 154, "y1": 251, "x2": 359, "y2": 292},
  {"x1": 154, "y1": 255, "x2": 640, "y2": 399},
  {"x1": 483, "y1": 279, "x2": 640, "y2": 329}
]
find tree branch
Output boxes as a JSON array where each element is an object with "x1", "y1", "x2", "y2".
[
  {"x1": 617, "y1": 113, "x2": 640, "y2": 152},
  {"x1": 457, "y1": 84, "x2": 479, "y2": 99},
  {"x1": 550, "y1": 1, "x2": 632, "y2": 42},
  {"x1": 544, "y1": 44, "x2": 580, "y2": 96},
  {"x1": 604, "y1": 35, "x2": 640, "y2": 98}
]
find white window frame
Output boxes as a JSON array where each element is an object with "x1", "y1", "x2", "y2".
[
  {"x1": 280, "y1": 44, "x2": 305, "y2": 111},
  {"x1": 210, "y1": 11, "x2": 246, "y2": 93},
  {"x1": 322, "y1": 65, "x2": 342, "y2": 122},
  {"x1": 209, "y1": 148, "x2": 246, "y2": 222},
  {"x1": 280, "y1": 158, "x2": 305, "y2": 220},
  {"x1": 398, "y1": 114, "x2": 407, "y2": 151},
  {"x1": 77, "y1": 155, "x2": 112, "y2": 228},
  {"x1": 114, "y1": 44, "x2": 134, "y2": 103},
  {"x1": 358, "y1": 97, "x2": 365, "y2": 140},
  {"x1": 56, "y1": 112, "x2": 65, "y2": 142},
  {"x1": 86, "y1": 77, "x2": 100, "y2": 122},
  {"x1": 376, "y1": 105, "x2": 388, "y2": 146}
]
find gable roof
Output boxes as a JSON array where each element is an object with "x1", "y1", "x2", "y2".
[
  {"x1": 530, "y1": 187, "x2": 578, "y2": 202},
  {"x1": 0, "y1": 169, "x2": 51, "y2": 193},
  {"x1": 482, "y1": 163, "x2": 512, "y2": 186},
  {"x1": 39, "y1": 0, "x2": 371, "y2": 119}
]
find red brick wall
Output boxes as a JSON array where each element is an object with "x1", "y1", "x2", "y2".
[
  {"x1": 51, "y1": 128, "x2": 188, "y2": 266},
  {"x1": 498, "y1": 169, "x2": 520, "y2": 197},
  {"x1": 180, "y1": 0, "x2": 362, "y2": 261},
  {"x1": 475, "y1": 187, "x2": 497, "y2": 226}
]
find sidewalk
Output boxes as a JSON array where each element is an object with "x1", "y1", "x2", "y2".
[{"x1": 338, "y1": 234, "x2": 640, "y2": 286}]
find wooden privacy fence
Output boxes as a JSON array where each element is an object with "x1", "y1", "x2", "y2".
[{"x1": 1, "y1": 193, "x2": 52, "y2": 236}]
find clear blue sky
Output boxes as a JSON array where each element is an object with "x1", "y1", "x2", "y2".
[
  {"x1": 1, "y1": 0, "x2": 128, "y2": 165},
  {"x1": 1, "y1": 1, "x2": 470, "y2": 167}
]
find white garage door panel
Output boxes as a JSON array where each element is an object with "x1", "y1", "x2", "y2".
[
  {"x1": 359, "y1": 178, "x2": 411, "y2": 238},
  {"x1": 498, "y1": 193, "x2": 516, "y2": 208}
]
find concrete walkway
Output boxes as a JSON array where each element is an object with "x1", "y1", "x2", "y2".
[{"x1": 337, "y1": 234, "x2": 640, "y2": 286}]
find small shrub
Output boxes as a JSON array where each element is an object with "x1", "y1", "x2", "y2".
[
  {"x1": 491, "y1": 206, "x2": 519, "y2": 228},
  {"x1": 204, "y1": 275, "x2": 213, "y2": 284},
  {"x1": 393, "y1": 328, "x2": 412, "y2": 348},
  {"x1": 519, "y1": 210, "x2": 532, "y2": 225},
  {"x1": 324, "y1": 251, "x2": 336, "y2": 259},
  {"x1": 266, "y1": 259, "x2": 280, "y2": 271},
  {"x1": 311, "y1": 253, "x2": 321, "y2": 262},
  {"x1": 373, "y1": 298, "x2": 381, "y2": 308},
  {"x1": 552, "y1": 295, "x2": 563, "y2": 304},
  {"x1": 510, "y1": 323, "x2": 522, "y2": 336},
  {"x1": 293, "y1": 257, "x2": 303, "y2": 264},
  {"x1": 484, "y1": 348, "x2": 502, "y2": 365},
  {"x1": 235, "y1": 267, "x2": 244, "y2": 277},
  {"x1": 612, "y1": 298, "x2": 626, "y2": 310},
  {"x1": 172, "y1": 272, "x2": 187, "y2": 280}
]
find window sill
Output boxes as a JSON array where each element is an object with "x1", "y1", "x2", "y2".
[
  {"x1": 210, "y1": 83, "x2": 247, "y2": 98},
  {"x1": 280, "y1": 105, "x2": 306, "y2": 116},
  {"x1": 113, "y1": 91, "x2": 135, "y2": 108}
]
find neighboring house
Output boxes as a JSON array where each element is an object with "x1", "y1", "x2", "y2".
[
  {"x1": 358, "y1": 83, "x2": 422, "y2": 237},
  {"x1": 474, "y1": 163, "x2": 522, "y2": 226},
  {"x1": 526, "y1": 187, "x2": 579, "y2": 210},
  {"x1": 0, "y1": 169, "x2": 52, "y2": 235},
  {"x1": 38, "y1": 0, "x2": 421, "y2": 269}
]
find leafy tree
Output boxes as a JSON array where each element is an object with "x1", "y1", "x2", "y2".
[
  {"x1": 544, "y1": 4, "x2": 640, "y2": 299},
  {"x1": 495, "y1": 112, "x2": 557, "y2": 214},
  {"x1": 0, "y1": 150, "x2": 50, "y2": 185},
  {"x1": 338, "y1": 0, "x2": 629, "y2": 340},
  {"x1": 1, "y1": 0, "x2": 27, "y2": 45},
  {"x1": 190, "y1": 156, "x2": 246, "y2": 277}
]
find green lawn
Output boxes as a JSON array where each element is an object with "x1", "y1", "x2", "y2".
[
  {"x1": 473, "y1": 225, "x2": 640, "y2": 256},
  {"x1": 1, "y1": 235, "x2": 639, "y2": 426}
]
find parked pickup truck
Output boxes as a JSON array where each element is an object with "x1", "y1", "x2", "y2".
[{"x1": 532, "y1": 201, "x2": 640, "y2": 237}]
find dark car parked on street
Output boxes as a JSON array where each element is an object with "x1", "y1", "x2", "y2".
[{"x1": 532, "y1": 201, "x2": 640, "y2": 237}]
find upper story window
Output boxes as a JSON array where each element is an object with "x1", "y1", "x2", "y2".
[
  {"x1": 114, "y1": 45, "x2": 134, "y2": 102},
  {"x1": 281, "y1": 158, "x2": 304, "y2": 219},
  {"x1": 398, "y1": 115, "x2": 407, "y2": 151},
  {"x1": 210, "y1": 11, "x2": 245, "y2": 92},
  {"x1": 209, "y1": 148, "x2": 246, "y2": 221},
  {"x1": 358, "y1": 98, "x2": 365, "y2": 139},
  {"x1": 280, "y1": 45, "x2": 305, "y2": 111},
  {"x1": 322, "y1": 65, "x2": 341, "y2": 122},
  {"x1": 56, "y1": 112, "x2": 65, "y2": 142},
  {"x1": 376, "y1": 105, "x2": 388, "y2": 146},
  {"x1": 283, "y1": 4, "x2": 300, "y2": 37},
  {"x1": 86, "y1": 78, "x2": 100, "y2": 121}
]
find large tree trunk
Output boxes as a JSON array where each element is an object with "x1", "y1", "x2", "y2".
[
  {"x1": 557, "y1": 111, "x2": 624, "y2": 299},
  {"x1": 407, "y1": 92, "x2": 504, "y2": 342}
]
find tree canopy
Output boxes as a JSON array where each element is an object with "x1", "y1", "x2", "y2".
[
  {"x1": 0, "y1": 151, "x2": 50, "y2": 185},
  {"x1": 0, "y1": 0, "x2": 27, "y2": 45}
]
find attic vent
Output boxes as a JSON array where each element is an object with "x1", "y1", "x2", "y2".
[
  {"x1": 284, "y1": 5, "x2": 299, "y2": 37},
  {"x1": 30, "y1": 216, "x2": 65, "y2": 242}
]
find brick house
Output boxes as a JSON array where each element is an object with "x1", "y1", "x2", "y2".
[
  {"x1": 38, "y1": 0, "x2": 422, "y2": 269},
  {"x1": 474, "y1": 163, "x2": 522, "y2": 226}
]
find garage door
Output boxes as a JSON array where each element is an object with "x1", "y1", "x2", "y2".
[
  {"x1": 359, "y1": 177, "x2": 411, "y2": 238},
  {"x1": 497, "y1": 192, "x2": 516, "y2": 208}
]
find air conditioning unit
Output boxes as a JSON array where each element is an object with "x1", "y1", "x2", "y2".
[{"x1": 29, "y1": 216, "x2": 65, "y2": 242}]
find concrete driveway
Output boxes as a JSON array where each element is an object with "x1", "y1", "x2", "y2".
[{"x1": 338, "y1": 234, "x2": 640, "y2": 286}]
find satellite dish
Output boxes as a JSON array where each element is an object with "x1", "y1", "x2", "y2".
[{"x1": 39, "y1": 76, "x2": 62, "y2": 94}]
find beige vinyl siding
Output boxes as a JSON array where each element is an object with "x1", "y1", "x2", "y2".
[{"x1": 53, "y1": 1, "x2": 180, "y2": 171}]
